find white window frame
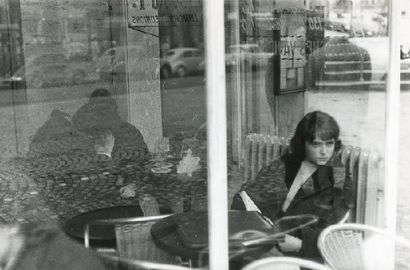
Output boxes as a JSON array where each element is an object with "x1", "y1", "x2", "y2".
[
  {"x1": 384, "y1": 0, "x2": 401, "y2": 268},
  {"x1": 204, "y1": 1, "x2": 401, "y2": 269},
  {"x1": 204, "y1": 1, "x2": 229, "y2": 269}
]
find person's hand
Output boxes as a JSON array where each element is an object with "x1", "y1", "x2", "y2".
[
  {"x1": 95, "y1": 131, "x2": 115, "y2": 158},
  {"x1": 120, "y1": 183, "x2": 137, "y2": 198},
  {"x1": 277, "y1": 234, "x2": 302, "y2": 253}
]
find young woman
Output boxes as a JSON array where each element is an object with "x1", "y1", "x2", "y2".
[{"x1": 231, "y1": 111, "x2": 354, "y2": 259}]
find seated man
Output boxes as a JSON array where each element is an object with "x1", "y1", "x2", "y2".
[{"x1": 72, "y1": 88, "x2": 150, "y2": 164}]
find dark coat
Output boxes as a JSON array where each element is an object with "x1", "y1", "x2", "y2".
[
  {"x1": 231, "y1": 157, "x2": 354, "y2": 259},
  {"x1": 71, "y1": 97, "x2": 150, "y2": 164}
]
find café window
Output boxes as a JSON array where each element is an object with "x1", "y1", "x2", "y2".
[{"x1": 0, "y1": 0, "x2": 408, "y2": 269}]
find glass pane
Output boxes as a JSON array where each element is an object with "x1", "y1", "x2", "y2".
[
  {"x1": 224, "y1": 0, "x2": 409, "y2": 268},
  {"x1": 0, "y1": 0, "x2": 211, "y2": 268},
  {"x1": 0, "y1": 0, "x2": 408, "y2": 268}
]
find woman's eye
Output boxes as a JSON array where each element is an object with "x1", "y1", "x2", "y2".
[{"x1": 326, "y1": 142, "x2": 335, "y2": 146}]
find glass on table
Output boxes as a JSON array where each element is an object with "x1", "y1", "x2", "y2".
[{"x1": 153, "y1": 137, "x2": 170, "y2": 162}]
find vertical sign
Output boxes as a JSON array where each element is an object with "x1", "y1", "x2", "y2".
[
  {"x1": 306, "y1": 5, "x2": 325, "y2": 56},
  {"x1": 272, "y1": 10, "x2": 281, "y2": 95},
  {"x1": 274, "y1": 0, "x2": 306, "y2": 94},
  {"x1": 306, "y1": 5, "x2": 325, "y2": 89}
]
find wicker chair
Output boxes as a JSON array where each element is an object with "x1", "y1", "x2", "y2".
[
  {"x1": 318, "y1": 223, "x2": 410, "y2": 270},
  {"x1": 241, "y1": 256, "x2": 332, "y2": 270}
]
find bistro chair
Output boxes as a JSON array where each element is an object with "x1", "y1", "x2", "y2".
[
  {"x1": 318, "y1": 223, "x2": 410, "y2": 270},
  {"x1": 84, "y1": 215, "x2": 182, "y2": 269},
  {"x1": 241, "y1": 256, "x2": 332, "y2": 270}
]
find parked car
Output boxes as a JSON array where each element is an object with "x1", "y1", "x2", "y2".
[
  {"x1": 4, "y1": 53, "x2": 96, "y2": 89},
  {"x1": 160, "y1": 48, "x2": 204, "y2": 78}
]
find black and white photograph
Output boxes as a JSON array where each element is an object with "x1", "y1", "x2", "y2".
[{"x1": 0, "y1": 0, "x2": 409, "y2": 269}]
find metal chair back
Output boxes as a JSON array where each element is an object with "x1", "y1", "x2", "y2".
[{"x1": 318, "y1": 223, "x2": 410, "y2": 270}]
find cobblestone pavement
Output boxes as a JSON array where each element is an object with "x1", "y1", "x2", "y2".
[
  {"x1": 0, "y1": 147, "x2": 242, "y2": 228},
  {"x1": 0, "y1": 160, "x2": 137, "y2": 225},
  {"x1": 0, "y1": 153, "x2": 207, "y2": 226}
]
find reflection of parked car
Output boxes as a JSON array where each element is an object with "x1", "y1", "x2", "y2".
[
  {"x1": 401, "y1": 58, "x2": 410, "y2": 70},
  {"x1": 307, "y1": 36, "x2": 372, "y2": 89},
  {"x1": 160, "y1": 48, "x2": 204, "y2": 78},
  {"x1": 5, "y1": 53, "x2": 96, "y2": 89},
  {"x1": 349, "y1": 37, "x2": 388, "y2": 82},
  {"x1": 225, "y1": 44, "x2": 273, "y2": 67},
  {"x1": 96, "y1": 46, "x2": 159, "y2": 81},
  {"x1": 351, "y1": 38, "x2": 410, "y2": 90}
]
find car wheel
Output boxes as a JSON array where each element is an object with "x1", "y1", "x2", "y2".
[
  {"x1": 176, "y1": 66, "x2": 187, "y2": 77},
  {"x1": 160, "y1": 66, "x2": 171, "y2": 79},
  {"x1": 72, "y1": 71, "x2": 86, "y2": 84},
  {"x1": 27, "y1": 73, "x2": 43, "y2": 89}
]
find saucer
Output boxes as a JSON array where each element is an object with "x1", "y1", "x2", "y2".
[{"x1": 155, "y1": 162, "x2": 174, "y2": 168}]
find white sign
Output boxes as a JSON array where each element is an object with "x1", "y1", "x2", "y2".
[{"x1": 128, "y1": 0, "x2": 202, "y2": 27}]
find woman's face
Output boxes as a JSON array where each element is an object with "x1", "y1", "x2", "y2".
[{"x1": 305, "y1": 137, "x2": 335, "y2": 165}]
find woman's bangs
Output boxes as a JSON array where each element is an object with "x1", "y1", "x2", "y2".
[{"x1": 315, "y1": 128, "x2": 337, "y2": 141}]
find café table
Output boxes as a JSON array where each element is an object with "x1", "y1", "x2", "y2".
[
  {"x1": 62, "y1": 155, "x2": 207, "y2": 246},
  {"x1": 150, "y1": 210, "x2": 281, "y2": 267},
  {"x1": 140, "y1": 155, "x2": 208, "y2": 213},
  {"x1": 63, "y1": 204, "x2": 144, "y2": 247}
]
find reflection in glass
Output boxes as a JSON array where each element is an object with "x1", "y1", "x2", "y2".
[{"x1": 0, "y1": 0, "x2": 409, "y2": 268}]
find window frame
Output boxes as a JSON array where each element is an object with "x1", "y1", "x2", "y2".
[
  {"x1": 204, "y1": 1, "x2": 229, "y2": 269},
  {"x1": 205, "y1": 0, "x2": 401, "y2": 269}
]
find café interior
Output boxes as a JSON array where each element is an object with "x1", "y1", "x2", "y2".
[{"x1": 0, "y1": 0, "x2": 409, "y2": 269}]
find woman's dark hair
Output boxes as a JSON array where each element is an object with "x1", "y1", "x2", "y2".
[{"x1": 283, "y1": 111, "x2": 341, "y2": 162}]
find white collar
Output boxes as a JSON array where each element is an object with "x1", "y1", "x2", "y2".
[
  {"x1": 299, "y1": 160, "x2": 318, "y2": 179},
  {"x1": 281, "y1": 160, "x2": 318, "y2": 212}
]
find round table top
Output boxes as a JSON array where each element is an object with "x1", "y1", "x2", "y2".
[
  {"x1": 151, "y1": 211, "x2": 275, "y2": 262},
  {"x1": 151, "y1": 213, "x2": 198, "y2": 259},
  {"x1": 63, "y1": 205, "x2": 143, "y2": 242}
]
